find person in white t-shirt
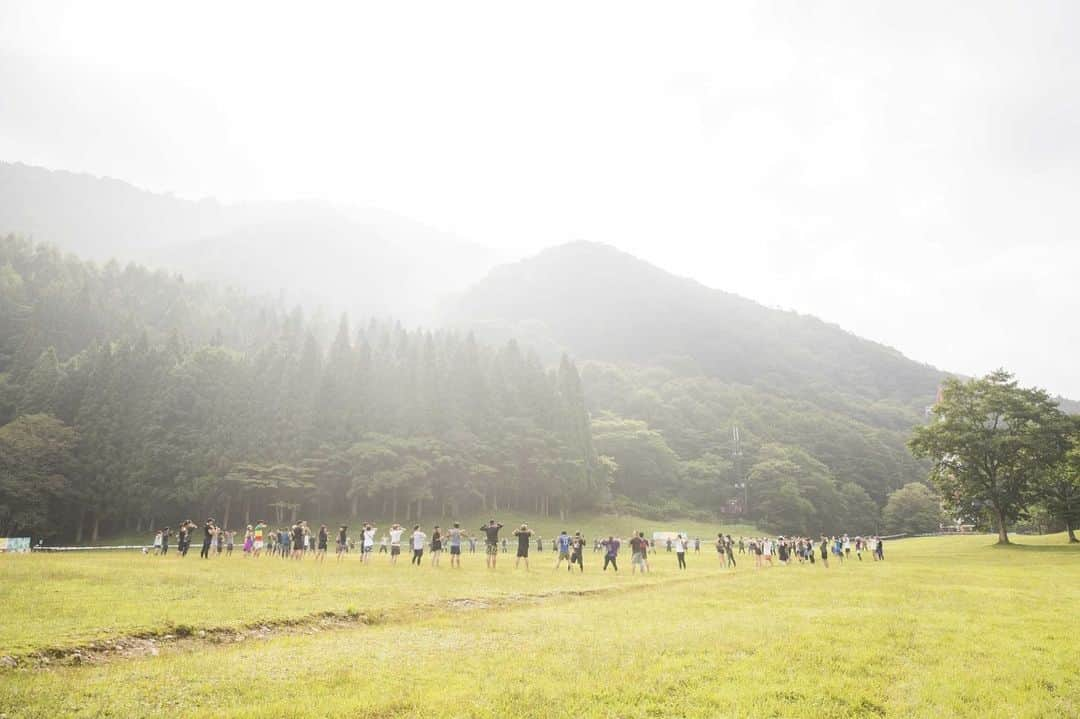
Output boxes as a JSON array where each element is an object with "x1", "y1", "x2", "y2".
[
  {"x1": 362, "y1": 524, "x2": 377, "y2": 564},
  {"x1": 410, "y1": 525, "x2": 427, "y2": 566},
  {"x1": 763, "y1": 538, "x2": 774, "y2": 566},
  {"x1": 388, "y1": 524, "x2": 404, "y2": 565},
  {"x1": 674, "y1": 534, "x2": 688, "y2": 570}
]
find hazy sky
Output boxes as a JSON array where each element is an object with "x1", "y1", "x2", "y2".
[{"x1": 2, "y1": 2, "x2": 1078, "y2": 397}]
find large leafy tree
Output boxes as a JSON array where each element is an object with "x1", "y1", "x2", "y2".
[
  {"x1": 1037, "y1": 417, "x2": 1080, "y2": 543},
  {"x1": 881, "y1": 482, "x2": 943, "y2": 535},
  {"x1": 909, "y1": 370, "x2": 1071, "y2": 544},
  {"x1": 0, "y1": 413, "x2": 77, "y2": 537}
]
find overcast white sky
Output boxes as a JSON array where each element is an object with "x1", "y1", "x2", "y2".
[{"x1": 1, "y1": 2, "x2": 1078, "y2": 397}]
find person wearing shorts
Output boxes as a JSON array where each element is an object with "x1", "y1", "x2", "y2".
[
  {"x1": 388, "y1": 524, "x2": 403, "y2": 565},
  {"x1": 554, "y1": 530, "x2": 572, "y2": 570},
  {"x1": 513, "y1": 524, "x2": 532, "y2": 570},
  {"x1": 253, "y1": 522, "x2": 265, "y2": 557},
  {"x1": 363, "y1": 524, "x2": 376, "y2": 563},
  {"x1": 480, "y1": 519, "x2": 503, "y2": 569},
  {"x1": 448, "y1": 523, "x2": 463, "y2": 568}
]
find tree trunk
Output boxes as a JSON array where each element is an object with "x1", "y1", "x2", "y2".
[
  {"x1": 993, "y1": 506, "x2": 1010, "y2": 544},
  {"x1": 290, "y1": 505, "x2": 297, "y2": 523},
  {"x1": 351, "y1": 494, "x2": 359, "y2": 518},
  {"x1": 75, "y1": 509, "x2": 85, "y2": 543},
  {"x1": 392, "y1": 488, "x2": 398, "y2": 521},
  {"x1": 222, "y1": 494, "x2": 232, "y2": 530},
  {"x1": 492, "y1": 488, "x2": 498, "y2": 512},
  {"x1": 90, "y1": 511, "x2": 100, "y2": 543},
  {"x1": 417, "y1": 498, "x2": 423, "y2": 521},
  {"x1": 405, "y1": 501, "x2": 412, "y2": 522},
  {"x1": 1067, "y1": 516, "x2": 1078, "y2": 544},
  {"x1": 243, "y1": 497, "x2": 251, "y2": 526}
]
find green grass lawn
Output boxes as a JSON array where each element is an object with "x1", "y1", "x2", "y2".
[{"x1": 2, "y1": 533, "x2": 1078, "y2": 718}]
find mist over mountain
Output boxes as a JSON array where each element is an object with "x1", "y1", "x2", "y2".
[
  {"x1": 4, "y1": 161, "x2": 1075, "y2": 535},
  {"x1": 448, "y1": 241, "x2": 947, "y2": 417},
  {"x1": 0, "y1": 161, "x2": 500, "y2": 324}
]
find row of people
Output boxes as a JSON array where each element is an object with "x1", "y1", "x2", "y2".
[{"x1": 149, "y1": 520, "x2": 884, "y2": 571}]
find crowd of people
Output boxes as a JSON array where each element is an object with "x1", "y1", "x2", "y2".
[{"x1": 147, "y1": 518, "x2": 885, "y2": 572}]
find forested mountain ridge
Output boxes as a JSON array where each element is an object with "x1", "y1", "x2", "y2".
[
  {"x1": 0, "y1": 161, "x2": 499, "y2": 324},
  {"x1": 449, "y1": 241, "x2": 946, "y2": 417},
  {"x1": 447, "y1": 241, "x2": 956, "y2": 527}
]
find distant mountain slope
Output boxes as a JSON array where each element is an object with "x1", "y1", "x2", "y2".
[
  {"x1": 0, "y1": 161, "x2": 224, "y2": 259},
  {"x1": 448, "y1": 241, "x2": 947, "y2": 420},
  {"x1": 0, "y1": 161, "x2": 499, "y2": 323}
]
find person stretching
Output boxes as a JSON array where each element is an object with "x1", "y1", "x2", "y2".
[
  {"x1": 388, "y1": 524, "x2": 404, "y2": 565},
  {"x1": 513, "y1": 524, "x2": 533, "y2": 570},
  {"x1": 602, "y1": 535, "x2": 620, "y2": 572},
  {"x1": 411, "y1": 525, "x2": 426, "y2": 566},
  {"x1": 448, "y1": 523, "x2": 464, "y2": 568},
  {"x1": 481, "y1": 519, "x2": 503, "y2": 569},
  {"x1": 554, "y1": 530, "x2": 572, "y2": 570}
]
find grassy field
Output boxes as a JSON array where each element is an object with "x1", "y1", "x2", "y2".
[{"x1": 2, "y1": 533, "x2": 1078, "y2": 718}]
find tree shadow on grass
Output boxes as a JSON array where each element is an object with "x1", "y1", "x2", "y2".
[{"x1": 991, "y1": 541, "x2": 1080, "y2": 553}]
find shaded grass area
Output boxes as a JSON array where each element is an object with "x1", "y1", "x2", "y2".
[{"x1": 2, "y1": 534, "x2": 1077, "y2": 718}]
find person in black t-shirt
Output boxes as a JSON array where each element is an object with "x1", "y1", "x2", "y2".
[
  {"x1": 200, "y1": 519, "x2": 215, "y2": 559},
  {"x1": 513, "y1": 524, "x2": 533, "y2": 570},
  {"x1": 336, "y1": 526, "x2": 348, "y2": 561},
  {"x1": 291, "y1": 522, "x2": 305, "y2": 560},
  {"x1": 178, "y1": 522, "x2": 191, "y2": 557},
  {"x1": 570, "y1": 532, "x2": 585, "y2": 572},
  {"x1": 316, "y1": 524, "x2": 328, "y2": 562},
  {"x1": 480, "y1": 520, "x2": 503, "y2": 569}
]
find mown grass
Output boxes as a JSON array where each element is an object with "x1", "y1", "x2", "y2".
[
  {"x1": 2, "y1": 534, "x2": 1077, "y2": 718},
  {"x1": 2, "y1": 509, "x2": 740, "y2": 655}
]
